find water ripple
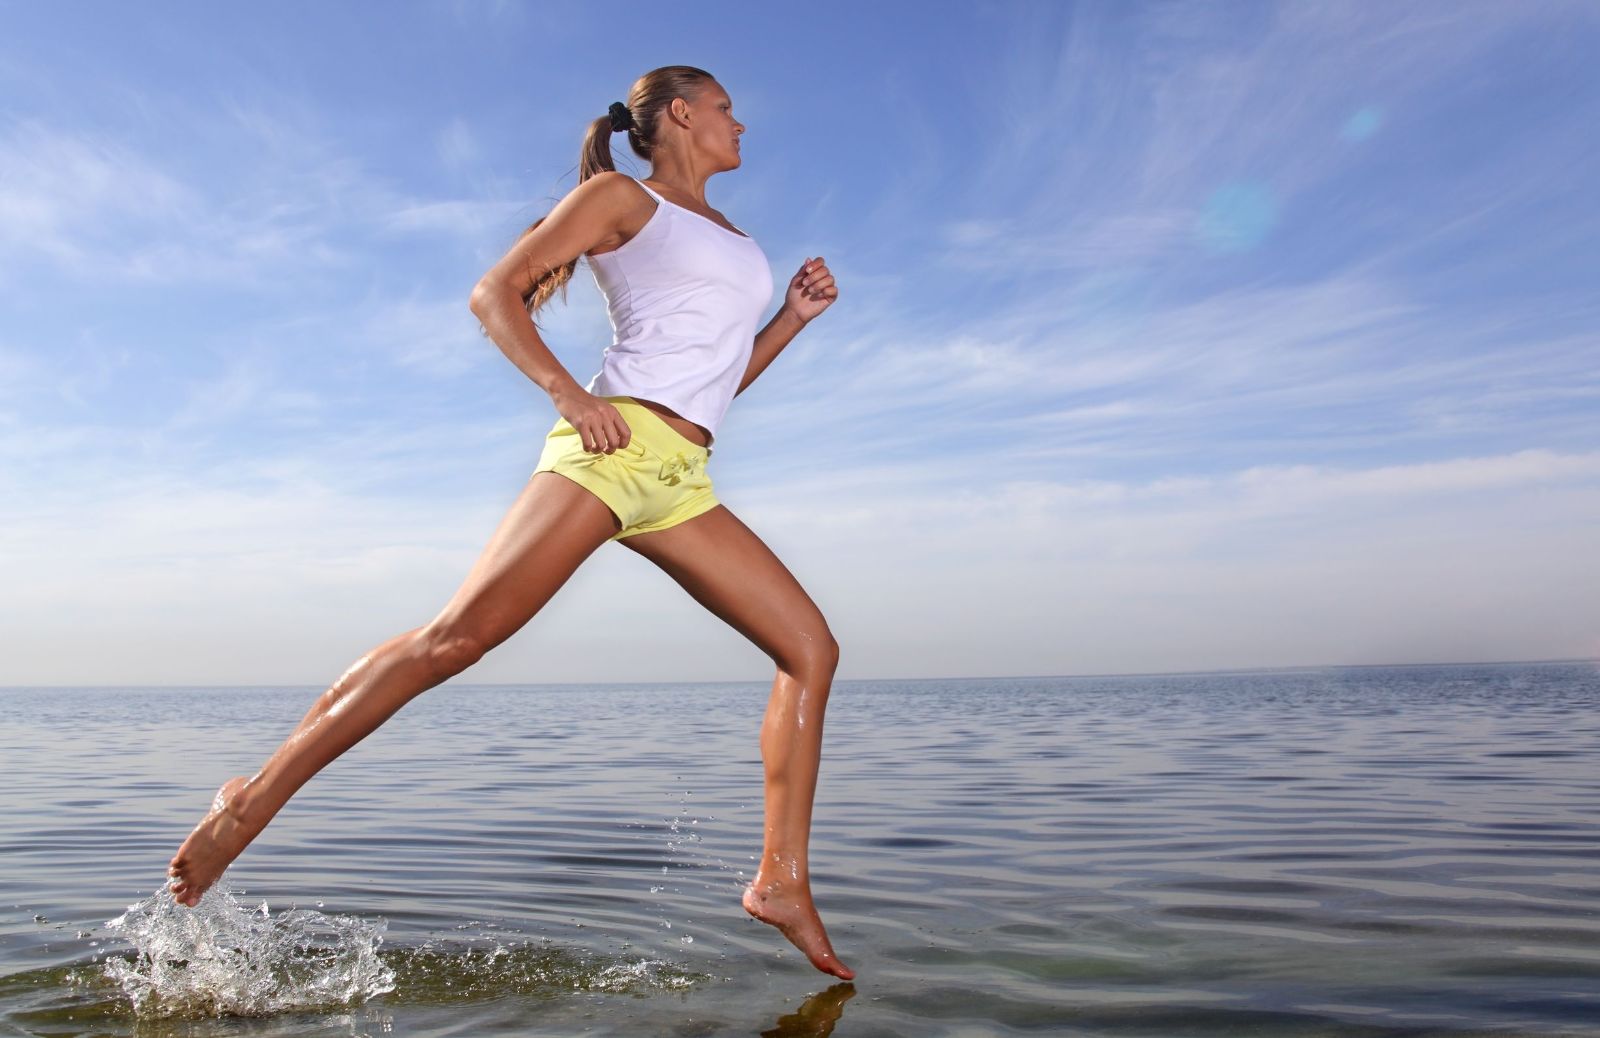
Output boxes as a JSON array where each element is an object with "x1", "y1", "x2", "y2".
[{"x1": 2, "y1": 665, "x2": 1599, "y2": 1035}]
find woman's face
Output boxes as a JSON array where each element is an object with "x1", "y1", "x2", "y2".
[{"x1": 687, "y1": 82, "x2": 744, "y2": 168}]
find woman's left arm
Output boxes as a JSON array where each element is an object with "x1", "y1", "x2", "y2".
[{"x1": 736, "y1": 255, "x2": 838, "y2": 396}]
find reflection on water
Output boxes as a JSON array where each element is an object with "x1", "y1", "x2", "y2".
[
  {"x1": 10, "y1": 940, "x2": 818, "y2": 1036},
  {"x1": 762, "y1": 982, "x2": 855, "y2": 1037},
  {"x1": 3, "y1": 664, "x2": 1600, "y2": 1035}
]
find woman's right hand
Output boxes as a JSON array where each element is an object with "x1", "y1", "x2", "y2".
[{"x1": 551, "y1": 385, "x2": 632, "y2": 454}]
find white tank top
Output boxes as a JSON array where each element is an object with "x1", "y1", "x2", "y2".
[{"x1": 583, "y1": 176, "x2": 775, "y2": 444}]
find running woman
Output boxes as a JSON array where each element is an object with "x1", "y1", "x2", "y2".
[{"x1": 165, "y1": 65, "x2": 851, "y2": 980}]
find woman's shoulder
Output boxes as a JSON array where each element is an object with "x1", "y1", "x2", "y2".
[
  {"x1": 581, "y1": 170, "x2": 656, "y2": 203},
  {"x1": 565, "y1": 172, "x2": 658, "y2": 230}
]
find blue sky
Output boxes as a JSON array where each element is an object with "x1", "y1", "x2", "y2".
[{"x1": 2, "y1": 1, "x2": 1597, "y2": 685}]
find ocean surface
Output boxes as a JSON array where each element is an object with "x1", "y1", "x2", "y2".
[{"x1": 2, "y1": 662, "x2": 1599, "y2": 1037}]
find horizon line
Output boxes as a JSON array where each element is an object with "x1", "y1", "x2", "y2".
[{"x1": 4, "y1": 656, "x2": 1596, "y2": 691}]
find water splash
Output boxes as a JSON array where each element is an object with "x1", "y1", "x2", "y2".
[{"x1": 101, "y1": 876, "x2": 393, "y2": 1018}]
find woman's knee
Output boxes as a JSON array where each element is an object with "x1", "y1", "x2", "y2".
[
  {"x1": 821, "y1": 629, "x2": 841, "y2": 671},
  {"x1": 777, "y1": 624, "x2": 840, "y2": 679},
  {"x1": 416, "y1": 622, "x2": 494, "y2": 677}
]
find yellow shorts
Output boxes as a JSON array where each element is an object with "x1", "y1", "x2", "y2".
[{"x1": 531, "y1": 396, "x2": 719, "y2": 541}]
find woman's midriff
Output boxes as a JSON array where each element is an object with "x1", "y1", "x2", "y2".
[{"x1": 629, "y1": 397, "x2": 712, "y2": 449}]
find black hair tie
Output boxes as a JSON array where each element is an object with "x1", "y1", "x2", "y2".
[{"x1": 608, "y1": 101, "x2": 634, "y2": 133}]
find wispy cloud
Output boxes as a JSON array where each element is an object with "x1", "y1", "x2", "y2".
[
  {"x1": 729, "y1": 265, "x2": 1595, "y2": 484},
  {"x1": 0, "y1": 119, "x2": 195, "y2": 269},
  {"x1": 359, "y1": 294, "x2": 495, "y2": 378},
  {"x1": 380, "y1": 198, "x2": 527, "y2": 240},
  {"x1": 0, "y1": 100, "x2": 534, "y2": 291}
]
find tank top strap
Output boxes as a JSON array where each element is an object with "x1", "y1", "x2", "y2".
[{"x1": 633, "y1": 178, "x2": 665, "y2": 204}]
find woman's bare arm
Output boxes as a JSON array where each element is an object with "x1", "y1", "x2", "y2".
[
  {"x1": 470, "y1": 171, "x2": 646, "y2": 452},
  {"x1": 737, "y1": 308, "x2": 807, "y2": 396},
  {"x1": 469, "y1": 171, "x2": 637, "y2": 396}
]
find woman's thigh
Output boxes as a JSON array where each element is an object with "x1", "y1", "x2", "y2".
[
  {"x1": 427, "y1": 471, "x2": 622, "y2": 649},
  {"x1": 618, "y1": 505, "x2": 838, "y2": 673}
]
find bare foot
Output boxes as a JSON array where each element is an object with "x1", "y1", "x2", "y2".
[
  {"x1": 166, "y1": 776, "x2": 263, "y2": 907},
  {"x1": 742, "y1": 876, "x2": 855, "y2": 980}
]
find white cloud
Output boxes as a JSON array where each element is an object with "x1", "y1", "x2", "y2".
[
  {"x1": 161, "y1": 351, "x2": 281, "y2": 433},
  {"x1": 435, "y1": 116, "x2": 481, "y2": 171},
  {"x1": 359, "y1": 295, "x2": 491, "y2": 378},
  {"x1": 1229, "y1": 449, "x2": 1600, "y2": 506},
  {"x1": 0, "y1": 107, "x2": 536, "y2": 289},
  {"x1": 0, "y1": 118, "x2": 195, "y2": 267},
  {"x1": 3, "y1": 445, "x2": 1593, "y2": 684},
  {"x1": 380, "y1": 198, "x2": 527, "y2": 240}
]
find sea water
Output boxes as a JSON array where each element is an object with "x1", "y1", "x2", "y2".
[{"x1": 2, "y1": 663, "x2": 1599, "y2": 1036}]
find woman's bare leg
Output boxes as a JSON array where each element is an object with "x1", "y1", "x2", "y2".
[
  {"x1": 166, "y1": 472, "x2": 622, "y2": 906},
  {"x1": 619, "y1": 505, "x2": 853, "y2": 980}
]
